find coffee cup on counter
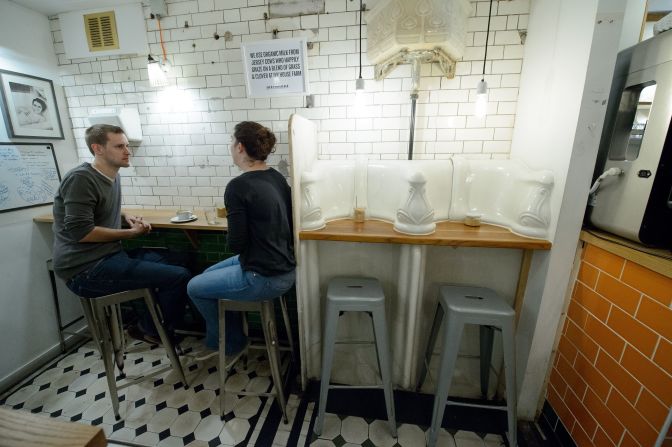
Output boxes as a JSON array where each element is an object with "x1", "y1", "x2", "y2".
[{"x1": 176, "y1": 209, "x2": 192, "y2": 220}]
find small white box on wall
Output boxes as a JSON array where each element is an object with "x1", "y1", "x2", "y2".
[
  {"x1": 59, "y1": 3, "x2": 148, "y2": 60},
  {"x1": 87, "y1": 107, "x2": 143, "y2": 142}
]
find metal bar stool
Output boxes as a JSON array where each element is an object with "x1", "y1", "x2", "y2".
[
  {"x1": 417, "y1": 285, "x2": 517, "y2": 447},
  {"x1": 314, "y1": 276, "x2": 397, "y2": 438},
  {"x1": 46, "y1": 259, "x2": 90, "y2": 352},
  {"x1": 79, "y1": 288, "x2": 188, "y2": 419},
  {"x1": 217, "y1": 295, "x2": 295, "y2": 422}
]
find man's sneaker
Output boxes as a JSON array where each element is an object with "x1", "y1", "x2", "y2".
[{"x1": 126, "y1": 325, "x2": 161, "y2": 346}]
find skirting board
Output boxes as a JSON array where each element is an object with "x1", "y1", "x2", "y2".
[{"x1": 0, "y1": 323, "x2": 88, "y2": 395}]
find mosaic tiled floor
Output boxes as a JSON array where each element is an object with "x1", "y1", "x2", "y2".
[{"x1": 0, "y1": 338, "x2": 509, "y2": 446}]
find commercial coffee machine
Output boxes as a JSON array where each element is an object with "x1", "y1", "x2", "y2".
[{"x1": 589, "y1": 29, "x2": 672, "y2": 248}]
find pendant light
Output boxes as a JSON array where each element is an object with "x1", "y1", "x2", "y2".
[
  {"x1": 474, "y1": 0, "x2": 494, "y2": 118},
  {"x1": 147, "y1": 54, "x2": 168, "y2": 87},
  {"x1": 355, "y1": 0, "x2": 365, "y2": 95},
  {"x1": 147, "y1": 14, "x2": 170, "y2": 87}
]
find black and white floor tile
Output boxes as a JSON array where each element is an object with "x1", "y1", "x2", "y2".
[{"x1": 0, "y1": 339, "x2": 509, "y2": 447}]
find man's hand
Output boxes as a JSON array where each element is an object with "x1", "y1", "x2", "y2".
[
  {"x1": 79, "y1": 216, "x2": 151, "y2": 242},
  {"x1": 128, "y1": 219, "x2": 151, "y2": 236},
  {"x1": 125, "y1": 214, "x2": 152, "y2": 233}
]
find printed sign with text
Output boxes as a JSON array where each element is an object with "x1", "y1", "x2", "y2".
[{"x1": 241, "y1": 38, "x2": 309, "y2": 98}]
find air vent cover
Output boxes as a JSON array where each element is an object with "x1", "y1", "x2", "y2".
[{"x1": 84, "y1": 11, "x2": 119, "y2": 52}]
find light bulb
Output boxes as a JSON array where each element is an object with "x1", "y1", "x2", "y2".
[
  {"x1": 147, "y1": 55, "x2": 168, "y2": 87},
  {"x1": 474, "y1": 79, "x2": 488, "y2": 118},
  {"x1": 353, "y1": 77, "x2": 366, "y2": 112}
]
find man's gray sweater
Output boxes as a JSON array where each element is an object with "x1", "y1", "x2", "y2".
[{"x1": 52, "y1": 163, "x2": 122, "y2": 280}]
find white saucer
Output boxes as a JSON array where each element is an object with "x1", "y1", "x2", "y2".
[{"x1": 170, "y1": 215, "x2": 197, "y2": 223}]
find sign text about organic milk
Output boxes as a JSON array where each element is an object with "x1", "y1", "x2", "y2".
[
  {"x1": 242, "y1": 38, "x2": 308, "y2": 97},
  {"x1": 248, "y1": 48, "x2": 302, "y2": 90}
]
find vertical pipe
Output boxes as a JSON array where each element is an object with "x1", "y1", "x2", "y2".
[
  {"x1": 408, "y1": 56, "x2": 422, "y2": 160},
  {"x1": 408, "y1": 95, "x2": 418, "y2": 160}
]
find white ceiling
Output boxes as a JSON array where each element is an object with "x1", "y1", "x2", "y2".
[
  {"x1": 8, "y1": 0, "x2": 141, "y2": 16},
  {"x1": 650, "y1": 0, "x2": 672, "y2": 12}
]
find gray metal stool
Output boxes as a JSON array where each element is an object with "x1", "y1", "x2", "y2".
[
  {"x1": 314, "y1": 277, "x2": 397, "y2": 437},
  {"x1": 217, "y1": 295, "x2": 295, "y2": 422},
  {"x1": 417, "y1": 285, "x2": 517, "y2": 447},
  {"x1": 79, "y1": 288, "x2": 188, "y2": 419},
  {"x1": 46, "y1": 259, "x2": 89, "y2": 352}
]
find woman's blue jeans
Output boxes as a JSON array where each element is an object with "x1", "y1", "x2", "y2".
[
  {"x1": 187, "y1": 255, "x2": 295, "y2": 353},
  {"x1": 66, "y1": 248, "x2": 192, "y2": 336}
]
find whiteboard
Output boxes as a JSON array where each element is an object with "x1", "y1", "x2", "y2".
[{"x1": 0, "y1": 143, "x2": 61, "y2": 212}]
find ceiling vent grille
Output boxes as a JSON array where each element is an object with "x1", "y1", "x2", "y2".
[{"x1": 84, "y1": 11, "x2": 120, "y2": 52}]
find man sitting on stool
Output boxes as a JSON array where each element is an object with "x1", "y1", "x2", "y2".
[{"x1": 52, "y1": 124, "x2": 191, "y2": 344}]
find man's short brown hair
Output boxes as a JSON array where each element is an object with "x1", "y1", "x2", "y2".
[{"x1": 85, "y1": 124, "x2": 125, "y2": 155}]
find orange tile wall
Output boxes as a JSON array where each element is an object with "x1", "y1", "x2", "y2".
[{"x1": 547, "y1": 243, "x2": 672, "y2": 447}]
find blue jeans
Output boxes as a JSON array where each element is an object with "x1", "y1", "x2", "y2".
[
  {"x1": 67, "y1": 248, "x2": 192, "y2": 336},
  {"x1": 187, "y1": 255, "x2": 295, "y2": 352}
]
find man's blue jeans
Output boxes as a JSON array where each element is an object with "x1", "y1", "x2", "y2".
[
  {"x1": 187, "y1": 255, "x2": 295, "y2": 353},
  {"x1": 66, "y1": 248, "x2": 192, "y2": 336}
]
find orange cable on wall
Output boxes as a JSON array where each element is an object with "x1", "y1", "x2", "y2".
[{"x1": 157, "y1": 15, "x2": 167, "y2": 62}]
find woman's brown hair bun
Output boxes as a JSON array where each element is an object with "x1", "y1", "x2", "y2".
[{"x1": 234, "y1": 121, "x2": 277, "y2": 161}]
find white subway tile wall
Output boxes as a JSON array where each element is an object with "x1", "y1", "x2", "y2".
[{"x1": 50, "y1": 0, "x2": 529, "y2": 208}]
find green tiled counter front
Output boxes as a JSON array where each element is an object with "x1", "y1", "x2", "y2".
[{"x1": 122, "y1": 228, "x2": 232, "y2": 271}]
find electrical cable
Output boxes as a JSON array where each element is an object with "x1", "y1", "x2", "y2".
[
  {"x1": 482, "y1": 0, "x2": 494, "y2": 80},
  {"x1": 358, "y1": 0, "x2": 363, "y2": 80},
  {"x1": 589, "y1": 167, "x2": 623, "y2": 195},
  {"x1": 157, "y1": 15, "x2": 168, "y2": 62}
]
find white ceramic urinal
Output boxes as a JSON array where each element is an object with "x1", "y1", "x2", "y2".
[{"x1": 394, "y1": 172, "x2": 436, "y2": 235}]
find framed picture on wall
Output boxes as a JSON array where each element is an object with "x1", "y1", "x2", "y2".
[{"x1": 0, "y1": 70, "x2": 64, "y2": 139}]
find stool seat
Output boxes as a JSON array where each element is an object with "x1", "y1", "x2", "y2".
[
  {"x1": 315, "y1": 276, "x2": 396, "y2": 438},
  {"x1": 326, "y1": 277, "x2": 385, "y2": 307},
  {"x1": 441, "y1": 285, "x2": 515, "y2": 318}
]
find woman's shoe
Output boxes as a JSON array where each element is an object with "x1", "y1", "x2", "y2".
[
  {"x1": 193, "y1": 348, "x2": 218, "y2": 361},
  {"x1": 191, "y1": 346, "x2": 245, "y2": 370},
  {"x1": 126, "y1": 325, "x2": 161, "y2": 345}
]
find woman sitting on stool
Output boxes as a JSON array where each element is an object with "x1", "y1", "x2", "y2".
[{"x1": 187, "y1": 121, "x2": 296, "y2": 365}]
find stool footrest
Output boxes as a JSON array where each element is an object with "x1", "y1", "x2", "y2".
[
  {"x1": 231, "y1": 390, "x2": 278, "y2": 398},
  {"x1": 445, "y1": 399, "x2": 509, "y2": 411},
  {"x1": 328, "y1": 384, "x2": 385, "y2": 390},
  {"x1": 114, "y1": 366, "x2": 174, "y2": 391},
  {"x1": 248, "y1": 339, "x2": 293, "y2": 352}
]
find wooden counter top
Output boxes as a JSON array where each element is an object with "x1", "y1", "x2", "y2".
[
  {"x1": 34, "y1": 208, "x2": 227, "y2": 231},
  {"x1": 299, "y1": 219, "x2": 552, "y2": 250},
  {"x1": 581, "y1": 229, "x2": 672, "y2": 279},
  {"x1": 0, "y1": 407, "x2": 106, "y2": 447}
]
